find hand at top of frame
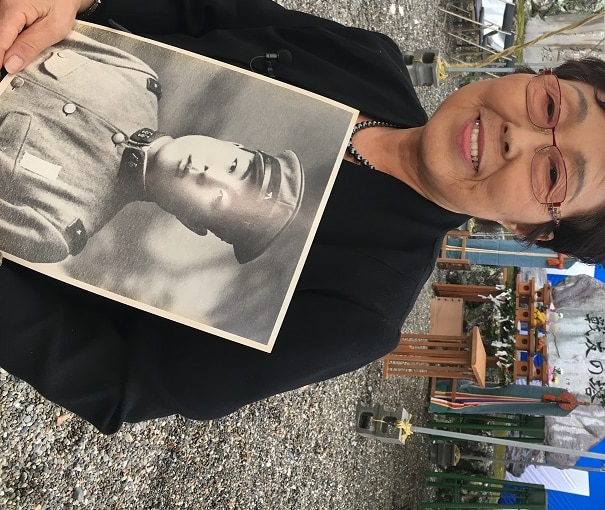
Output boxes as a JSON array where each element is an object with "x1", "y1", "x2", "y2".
[{"x1": 0, "y1": 0, "x2": 90, "y2": 74}]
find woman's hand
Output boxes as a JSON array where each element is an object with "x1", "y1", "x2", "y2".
[{"x1": 0, "y1": 0, "x2": 91, "y2": 74}]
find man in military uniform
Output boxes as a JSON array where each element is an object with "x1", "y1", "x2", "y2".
[{"x1": 0, "y1": 30, "x2": 304, "y2": 264}]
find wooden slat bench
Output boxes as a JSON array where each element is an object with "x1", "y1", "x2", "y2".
[{"x1": 383, "y1": 297, "x2": 487, "y2": 398}]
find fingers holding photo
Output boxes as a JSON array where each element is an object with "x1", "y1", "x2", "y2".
[{"x1": 0, "y1": 0, "x2": 84, "y2": 73}]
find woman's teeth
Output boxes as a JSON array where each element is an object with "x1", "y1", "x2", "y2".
[{"x1": 470, "y1": 120, "x2": 479, "y2": 171}]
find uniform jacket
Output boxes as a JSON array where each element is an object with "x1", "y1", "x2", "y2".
[
  {"x1": 0, "y1": 0, "x2": 469, "y2": 433},
  {"x1": 0, "y1": 31, "x2": 159, "y2": 262}
]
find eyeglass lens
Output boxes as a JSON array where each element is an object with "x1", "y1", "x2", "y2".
[{"x1": 527, "y1": 73, "x2": 568, "y2": 206}]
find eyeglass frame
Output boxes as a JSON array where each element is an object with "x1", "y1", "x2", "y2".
[{"x1": 526, "y1": 69, "x2": 568, "y2": 228}]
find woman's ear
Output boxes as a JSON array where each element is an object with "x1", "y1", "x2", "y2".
[
  {"x1": 536, "y1": 231, "x2": 555, "y2": 241},
  {"x1": 499, "y1": 222, "x2": 554, "y2": 241},
  {"x1": 499, "y1": 222, "x2": 523, "y2": 235}
]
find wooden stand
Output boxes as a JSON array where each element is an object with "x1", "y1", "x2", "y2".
[
  {"x1": 437, "y1": 230, "x2": 471, "y2": 270},
  {"x1": 513, "y1": 276, "x2": 550, "y2": 385},
  {"x1": 383, "y1": 297, "x2": 487, "y2": 399},
  {"x1": 383, "y1": 327, "x2": 486, "y2": 399},
  {"x1": 432, "y1": 283, "x2": 501, "y2": 302}
]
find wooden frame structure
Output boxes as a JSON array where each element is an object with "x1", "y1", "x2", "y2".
[
  {"x1": 383, "y1": 297, "x2": 487, "y2": 398},
  {"x1": 437, "y1": 230, "x2": 471, "y2": 270},
  {"x1": 513, "y1": 275, "x2": 551, "y2": 385}
]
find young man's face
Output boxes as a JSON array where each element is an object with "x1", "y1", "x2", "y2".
[{"x1": 145, "y1": 135, "x2": 258, "y2": 237}]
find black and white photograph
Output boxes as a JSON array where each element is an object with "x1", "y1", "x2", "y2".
[{"x1": 0, "y1": 21, "x2": 357, "y2": 351}]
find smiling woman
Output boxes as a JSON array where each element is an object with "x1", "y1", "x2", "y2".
[
  {"x1": 1, "y1": 0, "x2": 605, "y2": 434},
  {"x1": 413, "y1": 65, "x2": 605, "y2": 250},
  {"x1": 518, "y1": 58, "x2": 605, "y2": 263}
]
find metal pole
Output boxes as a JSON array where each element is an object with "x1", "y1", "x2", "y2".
[
  {"x1": 413, "y1": 426, "x2": 605, "y2": 461},
  {"x1": 444, "y1": 246, "x2": 559, "y2": 258},
  {"x1": 444, "y1": 66, "x2": 516, "y2": 73},
  {"x1": 443, "y1": 63, "x2": 564, "y2": 75},
  {"x1": 459, "y1": 454, "x2": 605, "y2": 472}
]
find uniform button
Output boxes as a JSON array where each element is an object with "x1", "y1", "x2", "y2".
[
  {"x1": 63, "y1": 103, "x2": 77, "y2": 115},
  {"x1": 10, "y1": 77, "x2": 24, "y2": 89},
  {"x1": 112, "y1": 132, "x2": 126, "y2": 144}
]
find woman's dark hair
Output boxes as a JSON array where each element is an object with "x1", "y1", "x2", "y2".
[{"x1": 517, "y1": 58, "x2": 605, "y2": 264}]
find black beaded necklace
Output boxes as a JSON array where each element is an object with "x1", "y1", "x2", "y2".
[{"x1": 346, "y1": 120, "x2": 399, "y2": 171}]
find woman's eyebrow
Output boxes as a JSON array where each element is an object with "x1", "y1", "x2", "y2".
[
  {"x1": 564, "y1": 84, "x2": 587, "y2": 201},
  {"x1": 570, "y1": 151, "x2": 586, "y2": 201},
  {"x1": 570, "y1": 83, "x2": 588, "y2": 122}
]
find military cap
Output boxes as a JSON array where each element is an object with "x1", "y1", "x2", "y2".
[{"x1": 230, "y1": 149, "x2": 304, "y2": 263}]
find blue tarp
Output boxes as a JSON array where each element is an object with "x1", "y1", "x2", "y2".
[
  {"x1": 594, "y1": 265, "x2": 605, "y2": 282},
  {"x1": 547, "y1": 264, "x2": 605, "y2": 287},
  {"x1": 547, "y1": 273, "x2": 567, "y2": 286},
  {"x1": 546, "y1": 438, "x2": 605, "y2": 510}
]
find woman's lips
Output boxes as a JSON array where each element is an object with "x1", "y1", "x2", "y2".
[
  {"x1": 470, "y1": 120, "x2": 480, "y2": 171},
  {"x1": 460, "y1": 116, "x2": 480, "y2": 173}
]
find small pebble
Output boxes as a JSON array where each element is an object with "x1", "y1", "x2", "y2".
[{"x1": 72, "y1": 487, "x2": 84, "y2": 503}]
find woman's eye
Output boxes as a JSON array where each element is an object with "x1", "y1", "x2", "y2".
[
  {"x1": 229, "y1": 159, "x2": 237, "y2": 173},
  {"x1": 546, "y1": 96, "x2": 555, "y2": 119},
  {"x1": 549, "y1": 164, "x2": 558, "y2": 186}
]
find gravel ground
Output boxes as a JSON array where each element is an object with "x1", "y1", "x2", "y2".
[{"x1": 0, "y1": 1, "x2": 459, "y2": 509}]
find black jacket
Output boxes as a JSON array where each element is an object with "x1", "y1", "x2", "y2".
[{"x1": 0, "y1": 0, "x2": 468, "y2": 433}]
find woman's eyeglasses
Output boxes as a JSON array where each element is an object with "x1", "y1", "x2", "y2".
[{"x1": 526, "y1": 69, "x2": 568, "y2": 227}]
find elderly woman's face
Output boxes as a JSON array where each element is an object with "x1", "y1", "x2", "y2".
[{"x1": 419, "y1": 73, "x2": 605, "y2": 232}]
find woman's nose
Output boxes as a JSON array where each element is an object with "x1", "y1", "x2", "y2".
[{"x1": 502, "y1": 121, "x2": 553, "y2": 159}]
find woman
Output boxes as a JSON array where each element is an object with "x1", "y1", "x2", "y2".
[{"x1": 1, "y1": 0, "x2": 604, "y2": 434}]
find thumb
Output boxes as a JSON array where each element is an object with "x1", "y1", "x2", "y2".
[{"x1": 4, "y1": 15, "x2": 75, "y2": 74}]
